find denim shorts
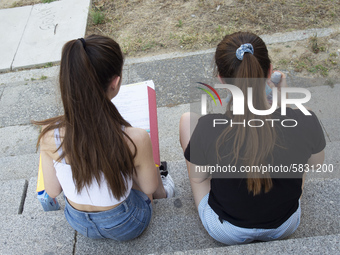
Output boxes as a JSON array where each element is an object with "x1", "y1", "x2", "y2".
[
  {"x1": 64, "y1": 189, "x2": 152, "y2": 241},
  {"x1": 198, "y1": 193, "x2": 301, "y2": 245}
]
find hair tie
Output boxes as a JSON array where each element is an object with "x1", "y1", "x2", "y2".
[
  {"x1": 78, "y1": 38, "x2": 86, "y2": 50},
  {"x1": 236, "y1": 43, "x2": 254, "y2": 61}
]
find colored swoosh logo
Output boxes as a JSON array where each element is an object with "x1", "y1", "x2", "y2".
[{"x1": 196, "y1": 82, "x2": 223, "y2": 106}]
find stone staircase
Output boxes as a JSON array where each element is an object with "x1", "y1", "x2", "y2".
[{"x1": 0, "y1": 51, "x2": 339, "y2": 254}]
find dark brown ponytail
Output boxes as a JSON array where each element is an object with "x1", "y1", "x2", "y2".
[
  {"x1": 215, "y1": 32, "x2": 275, "y2": 195},
  {"x1": 34, "y1": 35, "x2": 136, "y2": 199}
]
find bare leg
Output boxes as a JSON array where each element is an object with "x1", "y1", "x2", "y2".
[{"x1": 179, "y1": 112, "x2": 211, "y2": 209}]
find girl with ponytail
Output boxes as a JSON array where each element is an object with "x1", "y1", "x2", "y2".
[
  {"x1": 179, "y1": 32, "x2": 325, "y2": 245},
  {"x1": 35, "y1": 35, "x2": 175, "y2": 240}
]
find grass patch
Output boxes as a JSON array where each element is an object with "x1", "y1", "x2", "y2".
[
  {"x1": 309, "y1": 34, "x2": 327, "y2": 54},
  {"x1": 141, "y1": 41, "x2": 158, "y2": 51},
  {"x1": 179, "y1": 33, "x2": 199, "y2": 46},
  {"x1": 277, "y1": 59, "x2": 289, "y2": 66},
  {"x1": 91, "y1": 9, "x2": 106, "y2": 25},
  {"x1": 309, "y1": 65, "x2": 328, "y2": 76},
  {"x1": 272, "y1": 48, "x2": 282, "y2": 53},
  {"x1": 86, "y1": 0, "x2": 340, "y2": 57},
  {"x1": 11, "y1": 2, "x2": 20, "y2": 7},
  {"x1": 44, "y1": 62, "x2": 53, "y2": 68},
  {"x1": 41, "y1": 0, "x2": 56, "y2": 3},
  {"x1": 176, "y1": 20, "x2": 183, "y2": 28},
  {"x1": 292, "y1": 54, "x2": 313, "y2": 72}
]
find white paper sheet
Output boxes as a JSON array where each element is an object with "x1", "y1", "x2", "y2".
[{"x1": 111, "y1": 80, "x2": 155, "y2": 131}]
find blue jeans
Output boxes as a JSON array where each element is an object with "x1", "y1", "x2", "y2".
[
  {"x1": 64, "y1": 189, "x2": 152, "y2": 241},
  {"x1": 198, "y1": 193, "x2": 301, "y2": 245}
]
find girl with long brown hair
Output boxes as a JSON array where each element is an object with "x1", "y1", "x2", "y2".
[
  {"x1": 179, "y1": 32, "x2": 325, "y2": 245},
  {"x1": 35, "y1": 35, "x2": 175, "y2": 240}
]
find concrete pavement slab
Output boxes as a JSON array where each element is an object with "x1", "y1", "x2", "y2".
[
  {"x1": 292, "y1": 178, "x2": 340, "y2": 239},
  {"x1": 168, "y1": 160, "x2": 190, "y2": 198},
  {"x1": 121, "y1": 66, "x2": 129, "y2": 86},
  {"x1": 74, "y1": 178, "x2": 339, "y2": 254},
  {"x1": 0, "y1": 125, "x2": 40, "y2": 157},
  {"x1": 12, "y1": 0, "x2": 90, "y2": 70},
  {"x1": 286, "y1": 74, "x2": 335, "y2": 88},
  {"x1": 319, "y1": 118, "x2": 340, "y2": 143},
  {"x1": 260, "y1": 27, "x2": 339, "y2": 45},
  {"x1": 303, "y1": 140, "x2": 340, "y2": 179},
  {"x1": 0, "y1": 78, "x2": 62, "y2": 127},
  {"x1": 129, "y1": 53, "x2": 214, "y2": 107},
  {"x1": 0, "y1": 66, "x2": 59, "y2": 84},
  {"x1": 75, "y1": 196, "x2": 223, "y2": 255},
  {"x1": 0, "y1": 154, "x2": 39, "y2": 181},
  {"x1": 0, "y1": 179, "x2": 27, "y2": 215},
  {"x1": 0, "y1": 84, "x2": 5, "y2": 100},
  {"x1": 0, "y1": 6, "x2": 32, "y2": 72},
  {"x1": 324, "y1": 141, "x2": 340, "y2": 165},
  {"x1": 23, "y1": 177, "x2": 65, "y2": 216},
  {"x1": 167, "y1": 234, "x2": 340, "y2": 255},
  {"x1": 301, "y1": 84, "x2": 340, "y2": 120},
  {"x1": 158, "y1": 104, "x2": 190, "y2": 162},
  {"x1": 0, "y1": 214, "x2": 74, "y2": 255}
]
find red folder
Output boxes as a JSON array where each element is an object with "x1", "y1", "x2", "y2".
[{"x1": 147, "y1": 85, "x2": 161, "y2": 166}]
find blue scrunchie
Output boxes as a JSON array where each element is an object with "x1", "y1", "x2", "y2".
[{"x1": 236, "y1": 43, "x2": 254, "y2": 61}]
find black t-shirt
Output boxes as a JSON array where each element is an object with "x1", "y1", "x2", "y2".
[{"x1": 184, "y1": 108, "x2": 326, "y2": 229}]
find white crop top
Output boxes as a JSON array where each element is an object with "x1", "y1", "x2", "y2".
[{"x1": 53, "y1": 128, "x2": 132, "y2": 206}]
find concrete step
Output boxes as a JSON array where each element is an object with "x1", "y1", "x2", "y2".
[
  {"x1": 0, "y1": 153, "x2": 39, "y2": 181},
  {"x1": 0, "y1": 125, "x2": 40, "y2": 157},
  {"x1": 0, "y1": 170, "x2": 336, "y2": 254},
  {"x1": 320, "y1": 118, "x2": 340, "y2": 143},
  {"x1": 0, "y1": 214, "x2": 74, "y2": 255},
  {"x1": 0, "y1": 179, "x2": 27, "y2": 215},
  {"x1": 0, "y1": 77, "x2": 62, "y2": 128},
  {"x1": 163, "y1": 234, "x2": 340, "y2": 255},
  {"x1": 158, "y1": 104, "x2": 190, "y2": 162},
  {"x1": 65, "y1": 178, "x2": 340, "y2": 254}
]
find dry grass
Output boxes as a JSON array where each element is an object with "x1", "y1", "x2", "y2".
[
  {"x1": 5, "y1": 0, "x2": 42, "y2": 8},
  {"x1": 86, "y1": 0, "x2": 340, "y2": 57},
  {"x1": 268, "y1": 32, "x2": 340, "y2": 78}
]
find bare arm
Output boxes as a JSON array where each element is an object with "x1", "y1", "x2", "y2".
[
  {"x1": 127, "y1": 128, "x2": 159, "y2": 197},
  {"x1": 188, "y1": 162, "x2": 211, "y2": 184},
  {"x1": 307, "y1": 150, "x2": 325, "y2": 166},
  {"x1": 40, "y1": 130, "x2": 62, "y2": 198}
]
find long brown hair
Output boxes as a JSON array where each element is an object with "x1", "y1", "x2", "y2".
[
  {"x1": 215, "y1": 32, "x2": 275, "y2": 195},
  {"x1": 34, "y1": 35, "x2": 136, "y2": 199}
]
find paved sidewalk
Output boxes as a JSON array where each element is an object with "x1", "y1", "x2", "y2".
[{"x1": 0, "y1": 0, "x2": 90, "y2": 72}]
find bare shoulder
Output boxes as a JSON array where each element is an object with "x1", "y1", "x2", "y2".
[
  {"x1": 40, "y1": 126, "x2": 59, "y2": 160},
  {"x1": 40, "y1": 127, "x2": 54, "y2": 147},
  {"x1": 124, "y1": 127, "x2": 149, "y2": 145}
]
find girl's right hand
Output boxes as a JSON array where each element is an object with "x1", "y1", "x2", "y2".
[
  {"x1": 267, "y1": 70, "x2": 287, "y2": 91},
  {"x1": 266, "y1": 70, "x2": 287, "y2": 108}
]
